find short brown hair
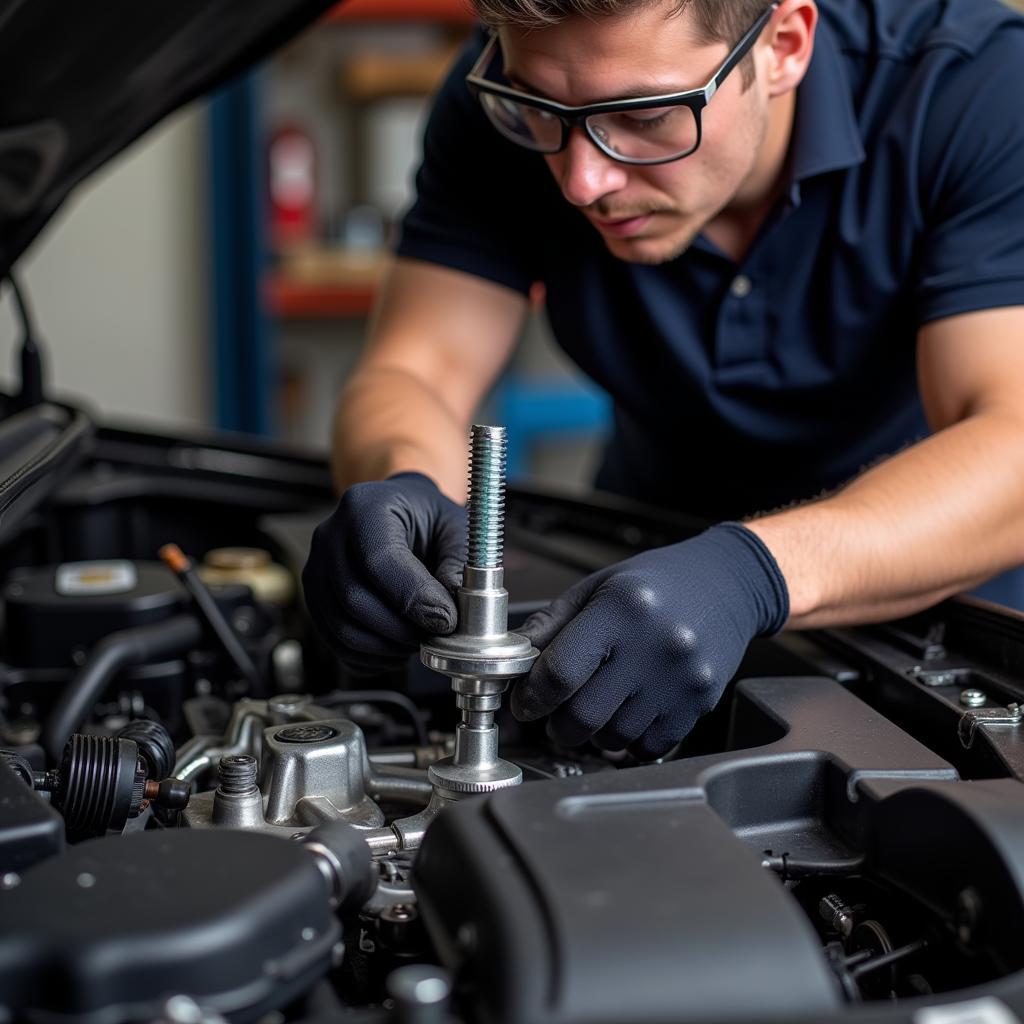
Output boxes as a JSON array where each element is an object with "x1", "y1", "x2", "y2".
[{"x1": 470, "y1": 0, "x2": 771, "y2": 84}]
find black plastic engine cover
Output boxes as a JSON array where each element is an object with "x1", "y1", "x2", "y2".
[
  {"x1": 413, "y1": 677, "x2": 1024, "y2": 1024},
  {"x1": 0, "y1": 829, "x2": 340, "y2": 1022},
  {"x1": 3, "y1": 560, "x2": 186, "y2": 667},
  {"x1": 416, "y1": 789, "x2": 843, "y2": 1024},
  {"x1": 0, "y1": 757, "x2": 63, "y2": 871}
]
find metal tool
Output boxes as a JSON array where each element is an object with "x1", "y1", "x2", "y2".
[{"x1": 420, "y1": 425, "x2": 538, "y2": 798}]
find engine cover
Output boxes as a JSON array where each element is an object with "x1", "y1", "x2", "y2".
[
  {"x1": 0, "y1": 829, "x2": 341, "y2": 1022},
  {"x1": 412, "y1": 676, "x2": 1024, "y2": 1024}
]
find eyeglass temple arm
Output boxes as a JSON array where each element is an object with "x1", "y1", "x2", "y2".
[{"x1": 707, "y1": 2, "x2": 781, "y2": 99}]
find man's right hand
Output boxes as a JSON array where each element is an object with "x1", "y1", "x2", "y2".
[{"x1": 302, "y1": 472, "x2": 467, "y2": 673}]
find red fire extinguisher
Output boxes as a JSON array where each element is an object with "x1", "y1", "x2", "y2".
[{"x1": 268, "y1": 124, "x2": 316, "y2": 249}]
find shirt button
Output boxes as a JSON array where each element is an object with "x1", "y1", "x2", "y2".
[{"x1": 730, "y1": 274, "x2": 753, "y2": 299}]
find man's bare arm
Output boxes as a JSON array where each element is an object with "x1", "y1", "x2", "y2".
[
  {"x1": 747, "y1": 307, "x2": 1024, "y2": 627},
  {"x1": 331, "y1": 257, "x2": 528, "y2": 500}
]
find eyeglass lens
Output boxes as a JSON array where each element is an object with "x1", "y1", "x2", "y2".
[{"x1": 480, "y1": 94, "x2": 700, "y2": 161}]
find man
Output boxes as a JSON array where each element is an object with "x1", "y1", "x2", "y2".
[{"x1": 303, "y1": 0, "x2": 1024, "y2": 760}]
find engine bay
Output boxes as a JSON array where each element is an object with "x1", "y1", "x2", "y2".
[{"x1": 2, "y1": 406, "x2": 1024, "y2": 1024}]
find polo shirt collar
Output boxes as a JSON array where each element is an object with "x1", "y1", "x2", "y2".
[{"x1": 788, "y1": 17, "x2": 865, "y2": 188}]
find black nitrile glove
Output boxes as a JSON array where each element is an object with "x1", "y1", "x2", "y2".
[
  {"x1": 513, "y1": 522, "x2": 789, "y2": 760},
  {"x1": 302, "y1": 472, "x2": 467, "y2": 673}
]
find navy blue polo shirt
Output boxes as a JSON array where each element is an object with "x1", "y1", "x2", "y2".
[{"x1": 398, "y1": 0, "x2": 1024, "y2": 603}]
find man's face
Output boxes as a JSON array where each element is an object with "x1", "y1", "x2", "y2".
[{"x1": 499, "y1": 3, "x2": 776, "y2": 264}]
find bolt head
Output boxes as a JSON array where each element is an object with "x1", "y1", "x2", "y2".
[
  {"x1": 274, "y1": 724, "x2": 337, "y2": 744},
  {"x1": 960, "y1": 688, "x2": 987, "y2": 708}
]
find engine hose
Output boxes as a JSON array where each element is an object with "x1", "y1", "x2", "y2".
[
  {"x1": 319, "y1": 689, "x2": 429, "y2": 746},
  {"x1": 117, "y1": 719, "x2": 176, "y2": 779},
  {"x1": 42, "y1": 615, "x2": 202, "y2": 764},
  {"x1": 301, "y1": 821, "x2": 376, "y2": 913}
]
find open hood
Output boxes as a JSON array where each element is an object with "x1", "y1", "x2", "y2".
[{"x1": 0, "y1": 0, "x2": 337, "y2": 279}]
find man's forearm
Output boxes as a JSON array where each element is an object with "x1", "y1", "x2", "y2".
[
  {"x1": 331, "y1": 367, "x2": 470, "y2": 500},
  {"x1": 746, "y1": 410, "x2": 1024, "y2": 628}
]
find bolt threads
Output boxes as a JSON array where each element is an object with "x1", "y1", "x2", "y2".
[
  {"x1": 218, "y1": 754, "x2": 258, "y2": 794},
  {"x1": 467, "y1": 424, "x2": 506, "y2": 569},
  {"x1": 819, "y1": 894, "x2": 855, "y2": 938}
]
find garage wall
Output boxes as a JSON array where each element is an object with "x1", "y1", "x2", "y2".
[{"x1": 0, "y1": 106, "x2": 211, "y2": 432}]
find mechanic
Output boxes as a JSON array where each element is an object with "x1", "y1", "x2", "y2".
[{"x1": 304, "y1": 0, "x2": 1024, "y2": 760}]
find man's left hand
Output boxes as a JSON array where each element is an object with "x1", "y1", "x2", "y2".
[{"x1": 513, "y1": 523, "x2": 789, "y2": 760}]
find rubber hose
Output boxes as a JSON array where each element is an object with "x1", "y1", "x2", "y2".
[
  {"x1": 42, "y1": 615, "x2": 202, "y2": 764},
  {"x1": 302, "y1": 821, "x2": 376, "y2": 913},
  {"x1": 117, "y1": 719, "x2": 176, "y2": 779}
]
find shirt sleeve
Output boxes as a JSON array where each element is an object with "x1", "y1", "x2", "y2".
[
  {"x1": 914, "y1": 23, "x2": 1024, "y2": 326},
  {"x1": 395, "y1": 30, "x2": 541, "y2": 297}
]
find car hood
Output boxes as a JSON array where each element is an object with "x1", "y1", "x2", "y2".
[{"x1": 0, "y1": 0, "x2": 336, "y2": 279}]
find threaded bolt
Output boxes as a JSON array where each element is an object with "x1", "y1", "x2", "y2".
[
  {"x1": 218, "y1": 754, "x2": 258, "y2": 794},
  {"x1": 467, "y1": 424, "x2": 506, "y2": 569},
  {"x1": 819, "y1": 894, "x2": 855, "y2": 938}
]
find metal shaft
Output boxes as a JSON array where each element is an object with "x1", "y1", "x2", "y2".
[{"x1": 458, "y1": 427, "x2": 508, "y2": 738}]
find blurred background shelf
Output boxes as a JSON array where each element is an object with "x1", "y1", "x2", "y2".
[
  {"x1": 266, "y1": 278, "x2": 378, "y2": 318},
  {"x1": 211, "y1": 0, "x2": 611, "y2": 489},
  {"x1": 266, "y1": 245, "x2": 386, "y2": 318}
]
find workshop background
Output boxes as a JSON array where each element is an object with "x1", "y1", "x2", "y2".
[
  {"x1": 0, "y1": 0, "x2": 609, "y2": 492},
  {"x1": 0, "y1": 0, "x2": 1020, "y2": 494}
]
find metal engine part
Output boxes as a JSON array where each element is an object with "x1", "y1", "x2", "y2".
[{"x1": 179, "y1": 698, "x2": 434, "y2": 840}]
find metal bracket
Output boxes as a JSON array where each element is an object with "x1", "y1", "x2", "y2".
[{"x1": 958, "y1": 703, "x2": 1022, "y2": 749}]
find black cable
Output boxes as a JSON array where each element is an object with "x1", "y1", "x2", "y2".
[
  {"x1": 5, "y1": 273, "x2": 35, "y2": 342},
  {"x1": 159, "y1": 544, "x2": 262, "y2": 692},
  {"x1": 5, "y1": 272, "x2": 44, "y2": 410},
  {"x1": 848, "y1": 939, "x2": 928, "y2": 979},
  {"x1": 319, "y1": 688, "x2": 428, "y2": 746},
  {"x1": 0, "y1": 406, "x2": 93, "y2": 528}
]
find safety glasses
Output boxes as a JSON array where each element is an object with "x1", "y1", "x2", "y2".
[{"x1": 466, "y1": 3, "x2": 779, "y2": 165}]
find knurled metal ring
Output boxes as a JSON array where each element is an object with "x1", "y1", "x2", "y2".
[{"x1": 428, "y1": 758, "x2": 522, "y2": 794}]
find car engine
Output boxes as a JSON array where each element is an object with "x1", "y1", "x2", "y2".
[{"x1": 1, "y1": 403, "x2": 1024, "y2": 1024}]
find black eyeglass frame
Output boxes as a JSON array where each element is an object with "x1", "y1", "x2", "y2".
[{"x1": 465, "y1": 2, "x2": 780, "y2": 166}]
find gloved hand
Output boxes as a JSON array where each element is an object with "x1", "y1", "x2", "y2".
[
  {"x1": 513, "y1": 522, "x2": 789, "y2": 760},
  {"x1": 302, "y1": 472, "x2": 467, "y2": 673}
]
